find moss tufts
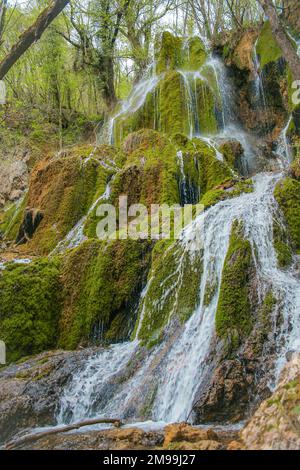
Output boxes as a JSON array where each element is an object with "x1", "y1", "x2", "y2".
[
  {"x1": 200, "y1": 179, "x2": 253, "y2": 209},
  {"x1": 256, "y1": 21, "x2": 282, "y2": 68},
  {"x1": 136, "y1": 239, "x2": 203, "y2": 346},
  {"x1": 215, "y1": 220, "x2": 254, "y2": 346},
  {"x1": 59, "y1": 239, "x2": 152, "y2": 349},
  {"x1": 0, "y1": 258, "x2": 62, "y2": 363}
]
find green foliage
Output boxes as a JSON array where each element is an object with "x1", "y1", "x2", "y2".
[
  {"x1": 0, "y1": 258, "x2": 62, "y2": 363},
  {"x1": 216, "y1": 220, "x2": 254, "y2": 346}
]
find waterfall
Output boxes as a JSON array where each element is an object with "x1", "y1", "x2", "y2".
[
  {"x1": 276, "y1": 116, "x2": 293, "y2": 167},
  {"x1": 177, "y1": 71, "x2": 202, "y2": 138},
  {"x1": 253, "y1": 40, "x2": 268, "y2": 109},
  {"x1": 205, "y1": 56, "x2": 235, "y2": 128},
  {"x1": 97, "y1": 65, "x2": 161, "y2": 145},
  {"x1": 57, "y1": 171, "x2": 300, "y2": 425}
]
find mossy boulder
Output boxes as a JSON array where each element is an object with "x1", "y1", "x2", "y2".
[
  {"x1": 9, "y1": 145, "x2": 124, "y2": 255},
  {"x1": 156, "y1": 32, "x2": 207, "y2": 74},
  {"x1": 274, "y1": 177, "x2": 300, "y2": 253},
  {"x1": 200, "y1": 179, "x2": 253, "y2": 209},
  {"x1": 256, "y1": 22, "x2": 282, "y2": 69},
  {"x1": 216, "y1": 220, "x2": 255, "y2": 348},
  {"x1": 59, "y1": 239, "x2": 152, "y2": 349},
  {"x1": 0, "y1": 258, "x2": 62, "y2": 363}
]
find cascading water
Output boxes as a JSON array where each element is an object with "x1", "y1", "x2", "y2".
[
  {"x1": 276, "y1": 115, "x2": 293, "y2": 167},
  {"x1": 57, "y1": 171, "x2": 300, "y2": 426},
  {"x1": 97, "y1": 65, "x2": 161, "y2": 145},
  {"x1": 252, "y1": 40, "x2": 268, "y2": 109},
  {"x1": 205, "y1": 56, "x2": 236, "y2": 128},
  {"x1": 53, "y1": 177, "x2": 113, "y2": 254}
]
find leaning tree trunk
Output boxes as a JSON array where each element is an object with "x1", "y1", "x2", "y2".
[
  {"x1": 257, "y1": 0, "x2": 300, "y2": 79},
  {"x1": 0, "y1": 0, "x2": 69, "y2": 80}
]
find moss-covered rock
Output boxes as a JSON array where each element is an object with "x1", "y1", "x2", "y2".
[
  {"x1": 0, "y1": 258, "x2": 62, "y2": 363},
  {"x1": 136, "y1": 239, "x2": 203, "y2": 347},
  {"x1": 216, "y1": 220, "x2": 254, "y2": 347},
  {"x1": 59, "y1": 239, "x2": 152, "y2": 349},
  {"x1": 8, "y1": 145, "x2": 124, "y2": 255},
  {"x1": 156, "y1": 32, "x2": 207, "y2": 74},
  {"x1": 0, "y1": 196, "x2": 27, "y2": 241},
  {"x1": 200, "y1": 179, "x2": 253, "y2": 209},
  {"x1": 256, "y1": 22, "x2": 282, "y2": 69},
  {"x1": 274, "y1": 177, "x2": 300, "y2": 253}
]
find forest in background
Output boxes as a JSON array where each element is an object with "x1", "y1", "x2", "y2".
[{"x1": 0, "y1": 0, "x2": 298, "y2": 149}]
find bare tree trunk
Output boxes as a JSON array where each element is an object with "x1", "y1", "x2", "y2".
[
  {"x1": 257, "y1": 0, "x2": 300, "y2": 79},
  {"x1": 0, "y1": 0, "x2": 70, "y2": 80}
]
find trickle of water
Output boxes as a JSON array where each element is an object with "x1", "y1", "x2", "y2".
[
  {"x1": 252, "y1": 40, "x2": 268, "y2": 109},
  {"x1": 53, "y1": 179, "x2": 113, "y2": 254},
  {"x1": 276, "y1": 116, "x2": 293, "y2": 167},
  {"x1": 177, "y1": 150, "x2": 189, "y2": 205},
  {"x1": 205, "y1": 56, "x2": 235, "y2": 128},
  {"x1": 178, "y1": 71, "x2": 203, "y2": 138}
]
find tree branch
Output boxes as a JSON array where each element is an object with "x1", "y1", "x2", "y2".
[{"x1": 0, "y1": 0, "x2": 70, "y2": 79}]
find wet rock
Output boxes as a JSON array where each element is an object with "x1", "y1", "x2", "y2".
[
  {"x1": 240, "y1": 353, "x2": 300, "y2": 450},
  {"x1": 0, "y1": 349, "x2": 91, "y2": 444},
  {"x1": 0, "y1": 159, "x2": 28, "y2": 209},
  {"x1": 194, "y1": 360, "x2": 250, "y2": 424}
]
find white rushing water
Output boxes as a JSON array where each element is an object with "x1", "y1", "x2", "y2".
[
  {"x1": 253, "y1": 40, "x2": 268, "y2": 109},
  {"x1": 277, "y1": 115, "x2": 293, "y2": 167},
  {"x1": 57, "y1": 171, "x2": 300, "y2": 425},
  {"x1": 97, "y1": 65, "x2": 161, "y2": 145}
]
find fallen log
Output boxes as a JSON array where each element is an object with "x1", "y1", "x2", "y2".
[{"x1": 5, "y1": 417, "x2": 123, "y2": 450}]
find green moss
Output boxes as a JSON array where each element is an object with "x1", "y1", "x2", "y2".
[
  {"x1": 182, "y1": 36, "x2": 207, "y2": 71},
  {"x1": 113, "y1": 130, "x2": 180, "y2": 206},
  {"x1": 0, "y1": 196, "x2": 27, "y2": 241},
  {"x1": 159, "y1": 71, "x2": 189, "y2": 136},
  {"x1": 216, "y1": 220, "x2": 254, "y2": 346},
  {"x1": 0, "y1": 258, "x2": 62, "y2": 363},
  {"x1": 200, "y1": 179, "x2": 254, "y2": 209},
  {"x1": 261, "y1": 291, "x2": 277, "y2": 329},
  {"x1": 136, "y1": 239, "x2": 203, "y2": 346},
  {"x1": 274, "y1": 241, "x2": 293, "y2": 268},
  {"x1": 59, "y1": 239, "x2": 152, "y2": 349},
  {"x1": 274, "y1": 177, "x2": 300, "y2": 253},
  {"x1": 256, "y1": 21, "x2": 282, "y2": 68},
  {"x1": 156, "y1": 32, "x2": 184, "y2": 74}
]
